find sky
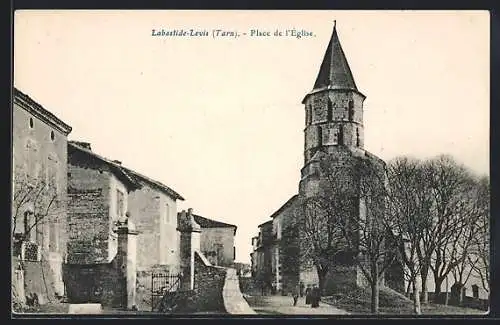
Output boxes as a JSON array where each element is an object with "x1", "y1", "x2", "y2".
[{"x1": 14, "y1": 10, "x2": 490, "y2": 264}]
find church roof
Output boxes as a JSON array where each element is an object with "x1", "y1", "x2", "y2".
[
  {"x1": 302, "y1": 22, "x2": 364, "y2": 104},
  {"x1": 313, "y1": 22, "x2": 358, "y2": 91},
  {"x1": 269, "y1": 195, "x2": 299, "y2": 219}
]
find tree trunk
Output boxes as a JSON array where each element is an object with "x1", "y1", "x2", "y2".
[
  {"x1": 444, "y1": 276, "x2": 449, "y2": 306},
  {"x1": 412, "y1": 278, "x2": 421, "y2": 315},
  {"x1": 370, "y1": 262, "x2": 379, "y2": 314},
  {"x1": 406, "y1": 279, "x2": 412, "y2": 298},
  {"x1": 371, "y1": 281, "x2": 380, "y2": 314},
  {"x1": 317, "y1": 268, "x2": 327, "y2": 296},
  {"x1": 459, "y1": 287, "x2": 465, "y2": 305},
  {"x1": 420, "y1": 267, "x2": 429, "y2": 303},
  {"x1": 434, "y1": 274, "x2": 444, "y2": 303}
]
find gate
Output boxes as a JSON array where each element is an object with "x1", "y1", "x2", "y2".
[{"x1": 151, "y1": 272, "x2": 183, "y2": 311}]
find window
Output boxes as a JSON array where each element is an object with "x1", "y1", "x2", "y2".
[
  {"x1": 472, "y1": 285, "x2": 479, "y2": 299},
  {"x1": 29, "y1": 117, "x2": 34, "y2": 128},
  {"x1": 348, "y1": 100, "x2": 354, "y2": 121},
  {"x1": 338, "y1": 124, "x2": 344, "y2": 145},
  {"x1": 317, "y1": 126, "x2": 322, "y2": 146},
  {"x1": 233, "y1": 247, "x2": 236, "y2": 260},
  {"x1": 332, "y1": 127, "x2": 339, "y2": 145},
  {"x1": 164, "y1": 204, "x2": 170, "y2": 224},
  {"x1": 356, "y1": 128, "x2": 360, "y2": 147},
  {"x1": 327, "y1": 99, "x2": 333, "y2": 121},
  {"x1": 116, "y1": 190, "x2": 124, "y2": 218},
  {"x1": 50, "y1": 131, "x2": 55, "y2": 141},
  {"x1": 306, "y1": 105, "x2": 312, "y2": 126}
]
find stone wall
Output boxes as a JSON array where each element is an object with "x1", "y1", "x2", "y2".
[
  {"x1": 63, "y1": 257, "x2": 123, "y2": 307},
  {"x1": 67, "y1": 165, "x2": 110, "y2": 264},
  {"x1": 159, "y1": 252, "x2": 227, "y2": 313},
  {"x1": 192, "y1": 252, "x2": 227, "y2": 312}
]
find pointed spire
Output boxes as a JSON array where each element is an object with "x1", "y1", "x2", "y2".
[{"x1": 313, "y1": 22, "x2": 358, "y2": 91}]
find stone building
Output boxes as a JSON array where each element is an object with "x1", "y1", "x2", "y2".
[
  {"x1": 64, "y1": 141, "x2": 142, "y2": 305},
  {"x1": 251, "y1": 220, "x2": 274, "y2": 293},
  {"x1": 65, "y1": 141, "x2": 142, "y2": 264},
  {"x1": 12, "y1": 87, "x2": 73, "y2": 302},
  {"x1": 182, "y1": 211, "x2": 237, "y2": 267},
  {"x1": 251, "y1": 23, "x2": 404, "y2": 295},
  {"x1": 121, "y1": 165, "x2": 185, "y2": 273}
]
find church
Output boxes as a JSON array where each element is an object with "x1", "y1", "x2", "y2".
[{"x1": 250, "y1": 22, "x2": 404, "y2": 295}]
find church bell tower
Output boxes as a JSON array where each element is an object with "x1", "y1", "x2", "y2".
[{"x1": 301, "y1": 22, "x2": 366, "y2": 165}]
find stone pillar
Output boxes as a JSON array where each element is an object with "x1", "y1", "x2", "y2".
[
  {"x1": 177, "y1": 208, "x2": 201, "y2": 291},
  {"x1": 115, "y1": 218, "x2": 139, "y2": 309}
]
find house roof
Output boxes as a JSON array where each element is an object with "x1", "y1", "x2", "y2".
[
  {"x1": 120, "y1": 166, "x2": 185, "y2": 201},
  {"x1": 68, "y1": 141, "x2": 142, "y2": 191},
  {"x1": 258, "y1": 220, "x2": 273, "y2": 228},
  {"x1": 178, "y1": 212, "x2": 237, "y2": 234},
  {"x1": 14, "y1": 87, "x2": 73, "y2": 135},
  {"x1": 269, "y1": 194, "x2": 299, "y2": 220}
]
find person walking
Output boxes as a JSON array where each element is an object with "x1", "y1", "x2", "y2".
[{"x1": 292, "y1": 284, "x2": 300, "y2": 306}]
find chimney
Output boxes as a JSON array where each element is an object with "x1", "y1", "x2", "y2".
[
  {"x1": 113, "y1": 160, "x2": 122, "y2": 165},
  {"x1": 70, "y1": 141, "x2": 92, "y2": 151}
]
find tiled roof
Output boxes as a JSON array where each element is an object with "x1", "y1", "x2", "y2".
[
  {"x1": 121, "y1": 166, "x2": 185, "y2": 201},
  {"x1": 68, "y1": 141, "x2": 142, "y2": 191},
  {"x1": 179, "y1": 212, "x2": 237, "y2": 233},
  {"x1": 13, "y1": 87, "x2": 73, "y2": 135}
]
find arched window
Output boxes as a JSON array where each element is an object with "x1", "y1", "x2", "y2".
[{"x1": 356, "y1": 128, "x2": 360, "y2": 147}]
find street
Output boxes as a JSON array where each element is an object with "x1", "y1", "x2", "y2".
[{"x1": 243, "y1": 294, "x2": 350, "y2": 315}]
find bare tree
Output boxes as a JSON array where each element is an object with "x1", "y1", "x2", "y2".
[
  {"x1": 413, "y1": 155, "x2": 472, "y2": 303},
  {"x1": 297, "y1": 152, "x2": 396, "y2": 313},
  {"x1": 294, "y1": 154, "x2": 353, "y2": 294},
  {"x1": 344, "y1": 157, "x2": 397, "y2": 314},
  {"x1": 470, "y1": 176, "x2": 490, "y2": 300},
  {"x1": 386, "y1": 156, "x2": 433, "y2": 314},
  {"x1": 429, "y1": 173, "x2": 484, "y2": 303},
  {"x1": 12, "y1": 176, "x2": 58, "y2": 252}
]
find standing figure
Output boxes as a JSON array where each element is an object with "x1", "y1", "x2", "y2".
[
  {"x1": 292, "y1": 283, "x2": 300, "y2": 306},
  {"x1": 305, "y1": 285, "x2": 312, "y2": 305},
  {"x1": 311, "y1": 285, "x2": 320, "y2": 308}
]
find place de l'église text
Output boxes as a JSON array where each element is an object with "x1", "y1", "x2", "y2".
[{"x1": 151, "y1": 28, "x2": 315, "y2": 39}]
